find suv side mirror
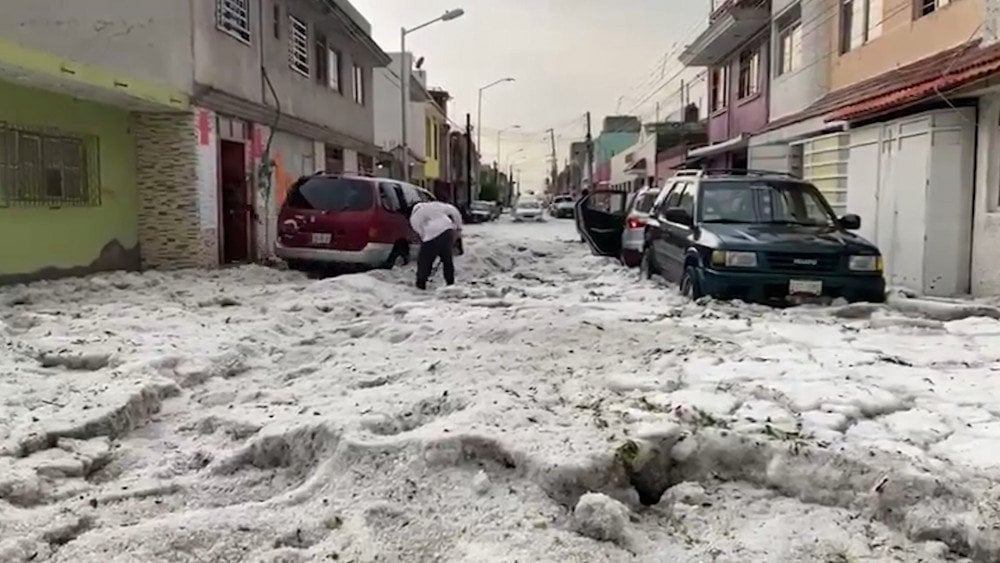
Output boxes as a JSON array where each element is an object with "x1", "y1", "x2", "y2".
[
  {"x1": 839, "y1": 214, "x2": 861, "y2": 230},
  {"x1": 663, "y1": 207, "x2": 693, "y2": 226}
]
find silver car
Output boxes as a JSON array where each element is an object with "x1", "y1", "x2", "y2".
[
  {"x1": 513, "y1": 198, "x2": 545, "y2": 222},
  {"x1": 620, "y1": 187, "x2": 662, "y2": 267}
]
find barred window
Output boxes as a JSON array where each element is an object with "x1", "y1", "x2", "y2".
[
  {"x1": 0, "y1": 124, "x2": 99, "y2": 207},
  {"x1": 289, "y1": 15, "x2": 310, "y2": 77},
  {"x1": 216, "y1": 0, "x2": 251, "y2": 44}
]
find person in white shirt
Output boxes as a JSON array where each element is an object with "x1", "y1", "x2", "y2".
[{"x1": 409, "y1": 200, "x2": 463, "y2": 289}]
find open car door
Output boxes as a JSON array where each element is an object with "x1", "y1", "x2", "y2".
[{"x1": 575, "y1": 190, "x2": 628, "y2": 257}]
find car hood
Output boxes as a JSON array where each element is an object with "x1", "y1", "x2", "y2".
[{"x1": 701, "y1": 223, "x2": 879, "y2": 253}]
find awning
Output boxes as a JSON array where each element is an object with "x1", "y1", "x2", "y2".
[
  {"x1": 749, "y1": 115, "x2": 846, "y2": 146},
  {"x1": 827, "y1": 39, "x2": 1000, "y2": 121},
  {"x1": 686, "y1": 134, "x2": 748, "y2": 159}
]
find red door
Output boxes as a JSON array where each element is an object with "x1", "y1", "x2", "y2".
[{"x1": 220, "y1": 140, "x2": 251, "y2": 263}]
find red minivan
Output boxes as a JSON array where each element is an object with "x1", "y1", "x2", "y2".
[{"x1": 275, "y1": 173, "x2": 452, "y2": 270}]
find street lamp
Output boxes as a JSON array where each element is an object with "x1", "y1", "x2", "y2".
[
  {"x1": 400, "y1": 8, "x2": 465, "y2": 182},
  {"x1": 476, "y1": 77, "x2": 515, "y2": 161},
  {"x1": 496, "y1": 124, "x2": 520, "y2": 169}
]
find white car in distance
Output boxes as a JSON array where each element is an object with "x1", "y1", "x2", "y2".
[{"x1": 512, "y1": 198, "x2": 545, "y2": 222}]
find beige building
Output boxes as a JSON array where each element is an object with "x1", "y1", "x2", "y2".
[{"x1": 748, "y1": 0, "x2": 1000, "y2": 297}]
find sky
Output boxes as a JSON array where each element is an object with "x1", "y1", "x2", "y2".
[{"x1": 351, "y1": 0, "x2": 709, "y2": 190}]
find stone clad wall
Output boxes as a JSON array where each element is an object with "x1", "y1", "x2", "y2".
[{"x1": 133, "y1": 111, "x2": 217, "y2": 269}]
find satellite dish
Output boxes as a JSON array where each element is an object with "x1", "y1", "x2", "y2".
[{"x1": 415, "y1": 56, "x2": 425, "y2": 69}]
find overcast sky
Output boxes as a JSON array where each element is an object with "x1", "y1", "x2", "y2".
[{"x1": 351, "y1": 0, "x2": 708, "y2": 190}]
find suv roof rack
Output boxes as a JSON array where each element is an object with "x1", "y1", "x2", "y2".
[{"x1": 672, "y1": 168, "x2": 800, "y2": 179}]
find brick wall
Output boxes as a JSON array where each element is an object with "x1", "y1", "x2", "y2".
[{"x1": 133, "y1": 111, "x2": 218, "y2": 269}]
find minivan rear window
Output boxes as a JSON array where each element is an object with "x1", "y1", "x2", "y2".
[{"x1": 285, "y1": 177, "x2": 374, "y2": 211}]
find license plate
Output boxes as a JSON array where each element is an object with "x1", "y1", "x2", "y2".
[
  {"x1": 311, "y1": 233, "x2": 332, "y2": 245},
  {"x1": 789, "y1": 279, "x2": 822, "y2": 295}
]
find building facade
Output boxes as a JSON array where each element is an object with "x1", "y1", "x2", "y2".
[
  {"x1": 719, "y1": 0, "x2": 1000, "y2": 297},
  {"x1": 681, "y1": 0, "x2": 771, "y2": 169},
  {"x1": 0, "y1": 0, "x2": 388, "y2": 283}
]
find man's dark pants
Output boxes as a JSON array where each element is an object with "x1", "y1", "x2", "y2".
[{"x1": 416, "y1": 229, "x2": 455, "y2": 290}]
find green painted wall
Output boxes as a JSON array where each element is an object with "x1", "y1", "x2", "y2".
[{"x1": 0, "y1": 80, "x2": 137, "y2": 280}]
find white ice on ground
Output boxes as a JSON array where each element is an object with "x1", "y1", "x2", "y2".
[{"x1": 1, "y1": 217, "x2": 999, "y2": 561}]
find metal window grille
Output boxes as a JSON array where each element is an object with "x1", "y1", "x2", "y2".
[
  {"x1": 289, "y1": 15, "x2": 310, "y2": 77},
  {"x1": 216, "y1": 0, "x2": 251, "y2": 44},
  {"x1": 0, "y1": 123, "x2": 100, "y2": 208}
]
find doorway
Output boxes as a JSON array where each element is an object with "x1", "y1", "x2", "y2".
[{"x1": 220, "y1": 140, "x2": 251, "y2": 263}]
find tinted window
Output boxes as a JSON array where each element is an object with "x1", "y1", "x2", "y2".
[
  {"x1": 633, "y1": 191, "x2": 661, "y2": 213},
  {"x1": 417, "y1": 189, "x2": 435, "y2": 202},
  {"x1": 379, "y1": 182, "x2": 401, "y2": 212},
  {"x1": 472, "y1": 201, "x2": 491, "y2": 210},
  {"x1": 657, "y1": 183, "x2": 684, "y2": 217},
  {"x1": 554, "y1": 196, "x2": 573, "y2": 203},
  {"x1": 285, "y1": 177, "x2": 374, "y2": 211},
  {"x1": 519, "y1": 200, "x2": 541, "y2": 209},
  {"x1": 400, "y1": 185, "x2": 421, "y2": 208},
  {"x1": 677, "y1": 185, "x2": 694, "y2": 216},
  {"x1": 698, "y1": 180, "x2": 836, "y2": 225}
]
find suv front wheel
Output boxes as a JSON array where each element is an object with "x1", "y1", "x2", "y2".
[{"x1": 679, "y1": 265, "x2": 704, "y2": 300}]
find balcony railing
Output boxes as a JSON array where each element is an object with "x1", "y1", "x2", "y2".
[
  {"x1": 682, "y1": 0, "x2": 770, "y2": 66},
  {"x1": 711, "y1": 0, "x2": 768, "y2": 20}
]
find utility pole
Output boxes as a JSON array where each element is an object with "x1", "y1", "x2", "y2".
[
  {"x1": 585, "y1": 111, "x2": 594, "y2": 193},
  {"x1": 547, "y1": 128, "x2": 557, "y2": 194},
  {"x1": 465, "y1": 113, "x2": 473, "y2": 211}
]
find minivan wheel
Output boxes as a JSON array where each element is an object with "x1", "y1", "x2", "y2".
[{"x1": 680, "y1": 265, "x2": 703, "y2": 300}]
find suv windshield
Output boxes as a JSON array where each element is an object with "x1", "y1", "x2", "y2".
[
  {"x1": 285, "y1": 177, "x2": 374, "y2": 211},
  {"x1": 699, "y1": 180, "x2": 835, "y2": 226},
  {"x1": 554, "y1": 196, "x2": 572, "y2": 203},
  {"x1": 519, "y1": 200, "x2": 541, "y2": 209}
]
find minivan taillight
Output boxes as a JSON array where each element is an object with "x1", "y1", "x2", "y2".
[{"x1": 626, "y1": 217, "x2": 645, "y2": 230}]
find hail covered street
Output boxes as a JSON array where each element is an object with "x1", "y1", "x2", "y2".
[{"x1": 2, "y1": 217, "x2": 1000, "y2": 562}]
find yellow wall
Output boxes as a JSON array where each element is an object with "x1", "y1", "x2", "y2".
[
  {"x1": 0, "y1": 80, "x2": 138, "y2": 281},
  {"x1": 424, "y1": 105, "x2": 443, "y2": 180},
  {"x1": 830, "y1": 0, "x2": 983, "y2": 90}
]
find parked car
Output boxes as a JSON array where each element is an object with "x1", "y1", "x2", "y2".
[
  {"x1": 550, "y1": 195, "x2": 576, "y2": 218},
  {"x1": 469, "y1": 200, "x2": 495, "y2": 223},
  {"x1": 275, "y1": 173, "x2": 462, "y2": 271},
  {"x1": 512, "y1": 198, "x2": 545, "y2": 222},
  {"x1": 619, "y1": 187, "x2": 663, "y2": 267},
  {"x1": 576, "y1": 170, "x2": 886, "y2": 305}
]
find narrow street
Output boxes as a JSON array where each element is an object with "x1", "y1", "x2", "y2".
[{"x1": 2, "y1": 219, "x2": 998, "y2": 561}]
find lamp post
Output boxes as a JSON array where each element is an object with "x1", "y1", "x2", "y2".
[
  {"x1": 476, "y1": 77, "x2": 515, "y2": 163},
  {"x1": 400, "y1": 8, "x2": 465, "y2": 182}
]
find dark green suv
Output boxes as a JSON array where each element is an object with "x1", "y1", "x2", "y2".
[{"x1": 576, "y1": 170, "x2": 886, "y2": 305}]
